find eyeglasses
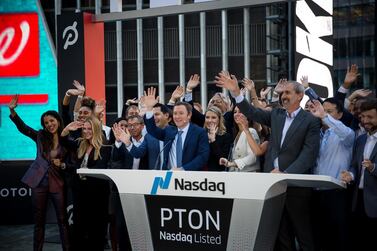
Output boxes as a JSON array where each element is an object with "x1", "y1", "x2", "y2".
[{"x1": 127, "y1": 123, "x2": 141, "y2": 129}]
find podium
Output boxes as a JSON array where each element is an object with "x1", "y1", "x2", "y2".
[{"x1": 77, "y1": 169, "x2": 345, "y2": 251}]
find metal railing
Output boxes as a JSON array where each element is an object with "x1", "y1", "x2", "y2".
[{"x1": 104, "y1": 23, "x2": 266, "y2": 61}]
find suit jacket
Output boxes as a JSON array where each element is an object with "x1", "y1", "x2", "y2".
[
  {"x1": 350, "y1": 134, "x2": 377, "y2": 218},
  {"x1": 128, "y1": 133, "x2": 161, "y2": 169},
  {"x1": 230, "y1": 128, "x2": 260, "y2": 172},
  {"x1": 111, "y1": 142, "x2": 149, "y2": 170},
  {"x1": 207, "y1": 132, "x2": 233, "y2": 171},
  {"x1": 10, "y1": 114, "x2": 65, "y2": 189},
  {"x1": 237, "y1": 99, "x2": 320, "y2": 173},
  {"x1": 144, "y1": 116, "x2": 210, "y2": 171}
]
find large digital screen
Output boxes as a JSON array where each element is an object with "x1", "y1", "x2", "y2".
[{"x1": 0, "y1": 0, "x2": 58, "y2": 160}]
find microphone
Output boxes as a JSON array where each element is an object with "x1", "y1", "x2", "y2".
[
  {"x1": 224, "y1": 142, "x2": 234, "y2": 172},
  {"x1": 153, "y1": 139, "x2": 173, "y2": 170}
]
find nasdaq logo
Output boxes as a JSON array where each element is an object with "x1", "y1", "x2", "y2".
[{"x1": 150, "y1": 171, "x2": 173, "y2": 195}]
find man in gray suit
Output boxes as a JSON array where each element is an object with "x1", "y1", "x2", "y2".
[
  {"x1": 341, "y1": 98, "x2": 377, "y2": 251},
  {"x1": 215, "y1": 72, "x2": 320, "y2": 251}
]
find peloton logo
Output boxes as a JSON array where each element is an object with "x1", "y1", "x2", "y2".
[
  {"x1": 150, "y1": 172, "x2": 225, "y2": 195},
  {"x1": 0, "y1": 13, "x2": 40, "y2": 76},
  {"x1": 0, "y1": 187, "x2": 32, "y2": 198},
  {"x1": 62, "y1": 21, "x2": 78, "y2": 50}
]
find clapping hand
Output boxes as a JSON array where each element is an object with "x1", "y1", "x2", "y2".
[{"x1": 112, "y1": 123, "x2": 131, "y2": 145}]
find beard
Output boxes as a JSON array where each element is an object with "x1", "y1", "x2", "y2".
[{"x1": 364, "y1": 123, "x2": 377, "y2": 134}]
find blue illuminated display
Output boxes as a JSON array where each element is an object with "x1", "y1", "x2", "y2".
[{"x1": 0, "y1": 0, "x2": 58, "y2": 160}]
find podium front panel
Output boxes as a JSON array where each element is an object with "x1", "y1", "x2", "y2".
[{"x1": 78, "y1": 169, "x2": 344, "y2": 250}]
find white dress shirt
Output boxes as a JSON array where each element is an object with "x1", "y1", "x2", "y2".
[
  {"x1": 360, "y1": 132, "x2": 377, "y2": 188},
  {"x1": 168, "y1": 123, "x2": 190, "y2": 169},
  {"x1": 273, "y1": 107, "x2": 302, "y2": 169}
]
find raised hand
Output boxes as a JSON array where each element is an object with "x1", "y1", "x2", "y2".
[
  {"x1": 73, "y1": 80, "x2": 85, "y2": 95},
  {"x1": 112, "y1": 123, "x2": 131, "y2": 145},
  {"x1": 170, "y1": 85, "x2": 184, "y2": 102},
  {"x1": 186, "y1": 74, "x2": 200, "y2": 92},
  {"x1": 260, "y1": 87, "x2": 272, "y2": 99},
  {"x1": 274, "y1": 78, "x2": 288, "y2": 94},
  {"x1": 112, "y1": 123, "x2": 122, "y2": 142},
  {"x1": 308, "y1": 99, "x2": 326, "y2": 119},
  {"x1": 234, "y1": 112, "x2": 249, "y2": 131},
  {"x1": 66, "y1": 121, "x2": 84, "y2": 131},
  {"x1": 143, "y1": 87, "x2": 159, "y2": 111},
  {"x1": 214, "y1": 71, "x2": 240, "y2": 96},
  {"x1": 8, "y1": 94, "x2": 19, "y2": 111},
  {"x1": 350, "y1": 89, "x2": 372, "y2": 100},
  {"x1": 300, "y1": 75, "x2": 309, "y2": 89},
  {"x1": 95, "y1": 99, "x2": 106, "y2": 119},
  {"x1": 66, "y1": 88, "x2": 82, "y2": 96},
  {"x1": 240, "y1": 88, "x2": 247, "y2": 97},
  {"x1": 126, "y1": 98, "x2": 138, "y2": 106},
  {"x1": 207, "y1": 124, "x2": 218, "y2": 143},
  {"x1": 343, "y1": 64, "x2": 360, "y2": 88},
  {"x1": 139, "y1": 96, "x2": 147, "y2": 117},
  {"x1": 62, "y1": 121, "x2": 84, "y2": 136},
  {"x1": 241, "y1": 78, "x2": 255, "y2": 92}
]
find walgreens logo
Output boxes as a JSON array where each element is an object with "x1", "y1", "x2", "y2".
[{"x1": 0, "y1": 13, "x2": 39, "y2": 77}]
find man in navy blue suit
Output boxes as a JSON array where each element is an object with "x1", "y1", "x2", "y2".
[
  {"x1": 341, "y1": 98, "x2": 377, "y2": 251},
  {"x1": 114, "y1": 104, "x2": 172, "y2": 169},
  {"x1": 142, "y1": 87, "x2": 209, "y2": 171}
]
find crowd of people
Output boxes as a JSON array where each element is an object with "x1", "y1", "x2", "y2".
[{"x1": 9, "y1": 65, "x2": 377, "y2": 251}]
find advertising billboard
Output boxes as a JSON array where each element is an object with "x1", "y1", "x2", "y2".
[{"x1": 0, "y1": 0, "x2": 58, "y2": 160}]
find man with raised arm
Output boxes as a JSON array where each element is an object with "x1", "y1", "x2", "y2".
[
  {"x1": 215, "y1": 72, "x2": 320, "y2": 251},
  {"x1": 142, "y1": 87, "x2": 209, "y2": 171}
]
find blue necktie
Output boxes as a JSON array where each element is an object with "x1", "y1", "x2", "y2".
[{"x1": 176, "y1": 130, "x2": 183, "y2": 167}]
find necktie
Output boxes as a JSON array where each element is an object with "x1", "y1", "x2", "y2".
[{"x1": 176, "y1": 130, "x2": 183, "y2": 167}]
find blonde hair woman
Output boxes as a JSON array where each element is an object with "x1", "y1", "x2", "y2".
[
  {"x1": 204, "y1": 106, "x2": 232, "y2": 171},
  {"x1": 61, "y1": 116, "x2": 111, "y2": 250}
]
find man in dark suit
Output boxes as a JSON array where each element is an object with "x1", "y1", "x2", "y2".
[
  {"x1": 341, "y1": 98, "x2": 377, "y2": 251},
  {"x1": 215, "y1": 72, "x2": 320, "y2": 251},
  {"x1": 142, "y1": 87, "x2": 209, "y2": 171},
  {"x1": 112, "y1": 115, "x2": 149, "y2": 170},
  {"x1": 125, "y1": 104, "x2": 172, "y2": 169}
]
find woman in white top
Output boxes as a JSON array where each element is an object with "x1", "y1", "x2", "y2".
[{"x1": 219, "y1": 106, "x2": 261, "y2": 172}]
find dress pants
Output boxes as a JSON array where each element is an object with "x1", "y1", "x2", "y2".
[
  {"x1": 312, "y1": 189, "x2": 351, "y2": 251},
  {"x1": 351, "y1": 189, "x2": 377, "y2": 251},
  {"x1": 32, "y1": 185, "x2": 70, "y2": 251},
  {"x1": 274, "y1": 187, "x2": 315, "y2": 251}
]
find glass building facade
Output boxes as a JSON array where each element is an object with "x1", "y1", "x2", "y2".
[
  {"x1": 333, "y1": 0, "x2": 375, "y2": 89},
  {"x1": 41, "y1": 0, "x2": 376, "y2": 122}
]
